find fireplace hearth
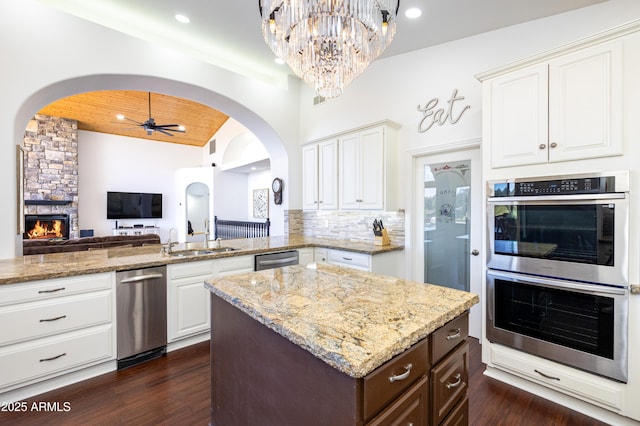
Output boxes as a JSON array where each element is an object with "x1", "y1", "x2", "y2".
[{"x1": 24, "y1": 214, "x2": 70, "y2": 240}]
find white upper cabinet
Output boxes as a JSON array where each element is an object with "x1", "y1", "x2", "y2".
[
  {"x1": 487, "y1": 40, "x2": 623, "y2": 168},
  {"x1": 302, "y1": 139, "x2": 338, "y2": 210},
  {"x1": 304, "y1": 121, "x2": 398, "y2": 211},
  {"x1": 339, "y1": 127, "x2": 386, "y2": 210}
]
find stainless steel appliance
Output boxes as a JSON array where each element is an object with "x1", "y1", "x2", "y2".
[
  {"x1": 255, "y1": 250, "x2": 299, "y2": 271},
  {"x1": 116, "y1": 266, "x2": 167, "y2": 369},
  {"x1": 486, "y1": 171, "x2": 629, "y2": 382}
]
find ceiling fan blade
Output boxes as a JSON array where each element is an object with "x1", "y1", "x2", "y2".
[
  {"x1": 155, "y1": 123, "x2": 180, "y2": 127},
  {"x1": 120, "y1": 117, "x2": 145, "y2": 125},
  {"x1": 155, "y1": 128, "x2": 174, "y2": 136},
  {"x1": 157, "y1": 127, "x2": 185, "y2": 133}
]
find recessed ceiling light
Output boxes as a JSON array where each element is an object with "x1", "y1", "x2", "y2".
[
  {"x1": 175, "y1": 14, "x2": 190, "y2": 24},
  {"x1": 116, "y1": 114, "x2": 125, "y2": 120},
  {"x1": 178, "y1": 125, "x2": 186, "y2": 131},
  {"x1": 405, "y1": 8, "x2": 422, "y2": 19},
  {"x1": 274, "y1": 57, "x2": 285, "y2": 65}
]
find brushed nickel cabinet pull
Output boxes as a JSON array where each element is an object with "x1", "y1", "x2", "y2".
[
  {"x1": 534, "y1": 369, "x2": 560, "y2": 381},
  {"x1": 38, "y1": 287, "x2": 66, "y2": 294},
  {"x1": 389, "y1": 363, "x2": 413, "y2": 383},
  {"x1": 446, "y1": 373, "x2": 462, "y2": 389},
  {"x1": 40, "y1": 353, "x2": 67, "y2": 362},
  {"x1": 39, "y1": 315, "x2": 67, "y2": 322},
  {"x1": 342, "y1": 257, "x2": 353, "y2": 261},
  {"x1": 539, "y1": 144, "x2": 547, "y2": 150},
  {"x1": 550, "y1": 142, "x2": 558, "y2": 148},
  {"x1": 445, "y1": 328, "x2": 461, "y2": 340}
]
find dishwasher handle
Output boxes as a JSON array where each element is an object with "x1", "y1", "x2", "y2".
[
  {"x1": 257, "y1": 256, "x2": 298, "y2": 266},
  {"x1": 119, "y1": 273, "x2": 164, "y2": 284}
]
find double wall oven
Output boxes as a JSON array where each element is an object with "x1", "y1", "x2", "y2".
[{"x1": 486, "y1": 171, "x2": 629, "y2": 382}]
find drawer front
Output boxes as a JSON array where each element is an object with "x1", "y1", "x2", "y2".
[
  {"x1": 0, "y1": 324, "x2": 114, "y2": 391},
  {"x1": 431, "y1": 312, "x2": 468, "y2": 365},
  {"x1": 169, "y1": 260, "x2": 214, "y2": 280},
  {"x1": 0, "y1": 273, "x2": 112, "y2": 307},
  {"x1": 215, "y1": 255, "x2": 254, "y2": 276},
  {"x1": 441, "y1": 395, "x2": 469, "y2": 426},
  {"x1": 328, "y1": 249, "x2": 370, "y2": 270},
  {"x1": 431, "y1": 341, "x2": 469, "y2": 426},
  {"x1": 0, "y1": 291, "x2": 113, "y2": 347},
  {"x1": 366, "y1": 375, "x2": 428, "y2": 426},
  {"x1": 363, "y1": 338, "x2": 429, "y2": 421}
]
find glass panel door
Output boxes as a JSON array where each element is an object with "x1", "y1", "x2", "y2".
[{"x1": 414, "y1": 148, "x2": 481, "y2": 338}]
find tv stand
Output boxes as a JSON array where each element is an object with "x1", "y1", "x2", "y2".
[{"x1": 113, "y1": 227, "x2": 159, "y2": 236}]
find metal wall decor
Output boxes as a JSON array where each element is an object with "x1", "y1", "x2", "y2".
[{"x1": 417, "y1": 88, "x2": 471, "y2": 133}]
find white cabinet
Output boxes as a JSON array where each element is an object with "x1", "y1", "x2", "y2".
[
  {"x1": 0, "y1": 273, "x2": 115, "y2": 393},
  {"x1": 339, "y1": 127, "x2": 390, "y2": 210},
  {"x1": 298, "y1": 248, "x2": 314, "y2": 265},
  {"x1": 487, "y1": 40, "x2": 623, "y2": 168},
  {"x1": 167, "y1": 261, "x2": 214, "y2": 343},
  {"x1": 318, "y1": 248, "x2": 403, "y2": 277},
  {"x1": 302, "y1": 140, "x2": 338, "y2": 210},
  {"x1": 213, "y1": 255, "x2": 255, "y2": 277}
]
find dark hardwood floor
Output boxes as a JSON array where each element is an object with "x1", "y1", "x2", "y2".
[{"x1": 0, "y1": 338, "x2": 608, "y2": 425}]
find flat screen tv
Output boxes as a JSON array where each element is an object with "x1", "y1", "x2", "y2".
[{"x1": 107, "y1": 191, "x2": 163, "y2": 219}]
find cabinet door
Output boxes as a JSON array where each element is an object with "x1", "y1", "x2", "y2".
[
  {"x1": 360, "y1": 127, "x2": 385, "y2": 210},
  {"x1": 489, "y1": 63, "x2": 549, "y2": 168},
  {"x1": 168, "y1": 275, "x2": 211, "y2": 342},
  {"x1": 318, "y1": 140, "x2": 339, "y2": 210},
  {"x1": 339, "y1": 133, "x2": 361, "y2": 209},
  {"x1": 302, "y1": 144, "x2": 319, "y2": 210},
  {"x1": 298, "y1": 248, "x2": 314, "y2": 265},
  {"x1": 548, "y1": 41, "x2": 623, "y2": 162}
]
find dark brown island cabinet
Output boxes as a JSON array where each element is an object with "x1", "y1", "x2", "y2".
[{"x1": 210, "y1": 295, "x2": 469, "y2": 426}]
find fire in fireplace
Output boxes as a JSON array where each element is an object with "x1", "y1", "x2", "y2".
[{"x1": 24, "y1": 214, "x2": 70, "y2": 240}]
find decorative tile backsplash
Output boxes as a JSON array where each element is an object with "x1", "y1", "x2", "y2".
[{"x1": 286, "y1": 209, "x2": 405, "y2": 246}]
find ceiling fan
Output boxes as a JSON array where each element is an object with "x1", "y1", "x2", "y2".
[{"x1": 121, "y1": 92, "x2": 185, "y2": 137}]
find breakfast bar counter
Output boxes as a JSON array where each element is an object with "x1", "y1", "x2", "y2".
[{"x1": 205, "y1": 263, "x2": 479, "y2": 425}]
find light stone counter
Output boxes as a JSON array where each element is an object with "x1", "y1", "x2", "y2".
[
  {"x1": 205, "y1": 262, "x2": 479, "y2": 378},
  {"x1": 0, "y1": 236, "x2": 403, "y2": 285}
]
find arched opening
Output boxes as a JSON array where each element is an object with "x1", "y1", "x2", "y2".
[{"x1": 13, "y1": 75, "x2": 290, "y2": 251}]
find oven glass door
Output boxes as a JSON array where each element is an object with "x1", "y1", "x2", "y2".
[
  {"x1": 487, "y1": 271, "x2": 628, "y2": 382},
  {"x1": 487, "y1": 196, "x2": 628, "y2": 286}
]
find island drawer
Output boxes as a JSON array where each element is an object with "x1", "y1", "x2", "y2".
[
  {"x1": 431, "y1": 341, "x2": 469, "y2": 425},
  {"x1": 363, "y1": 337, "x2": 429, "y2": 422},
  {"x1": 366, "y1": 375, "x2": 428, "y2": 426},
  {"x1": 430, "y1": 312, "x2": 468, "y2": 365},
  {"x1": 327, "y1": 249, "x2": 371, "y2": 270}
]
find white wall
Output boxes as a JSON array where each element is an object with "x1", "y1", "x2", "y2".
[{"x1": 0, "y1": 0, "x2": 299, "y2": 259}]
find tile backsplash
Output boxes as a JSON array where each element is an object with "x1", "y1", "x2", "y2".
[{"x1": 286, "y1": 210, "x2": 405, "y2": 246}]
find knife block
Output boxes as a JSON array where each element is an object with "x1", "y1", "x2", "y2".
[{"x1": 374, "y1": 229, "x2": 390, "y2": 246}]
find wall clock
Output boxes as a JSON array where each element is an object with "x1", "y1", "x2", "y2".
[{"x1": 272, "y1": 178, "x2": 283, "y2": 205}]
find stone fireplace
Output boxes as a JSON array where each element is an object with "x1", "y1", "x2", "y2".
[{"x1": 23, "y1": 114, "x2": 79, "y2": 239}]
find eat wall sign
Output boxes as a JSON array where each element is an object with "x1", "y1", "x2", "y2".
[{"x1": 417, "y1": 88, "x2": 470, "y2": 133}]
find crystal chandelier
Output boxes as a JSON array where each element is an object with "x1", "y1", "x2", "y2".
[{"x1": 259, "y1": 0, "x2": 400, "y2": 98}]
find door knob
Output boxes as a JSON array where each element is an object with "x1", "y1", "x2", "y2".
[{"x1": 471, "y1": 249, "x2": 479, "y2": 256}]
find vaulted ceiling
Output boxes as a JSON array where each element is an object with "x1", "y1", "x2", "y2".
[{"x1": 37, "y1": 0, "x2": 606, "y2": 147}]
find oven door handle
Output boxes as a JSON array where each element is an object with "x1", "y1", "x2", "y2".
[{"x1": 487, "y1": 270, "x2": 627, "y2": 296}]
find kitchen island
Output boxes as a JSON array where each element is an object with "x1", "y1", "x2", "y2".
[{"x1": 205, "y1": 263, "x2": 479, "y2": 425}]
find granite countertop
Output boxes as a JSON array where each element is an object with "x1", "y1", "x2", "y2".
[
  {"x1": 205, "y1": 263, "x2": 479, "y2": 379},
  {"x1": 0, "y1": 236, "x2": 403, "y2": 285}
]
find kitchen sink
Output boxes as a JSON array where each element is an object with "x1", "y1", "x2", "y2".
[{"x1": 169, "y1": 247, "x2": 238, "y2": 257}]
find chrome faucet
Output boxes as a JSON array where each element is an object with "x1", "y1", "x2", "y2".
[{"x1": 163, "y1": 227, "x2": 178, "y2": 255}]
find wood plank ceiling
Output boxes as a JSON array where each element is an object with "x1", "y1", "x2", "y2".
[{"x1": 38, "y1": 90, "x2": 229, "y2": 147}]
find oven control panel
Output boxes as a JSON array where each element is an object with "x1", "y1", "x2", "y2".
[{"x1": 492, "y1": 176, "x2": 616, "y2": 197}]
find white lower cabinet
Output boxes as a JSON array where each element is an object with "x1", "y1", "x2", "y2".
[
  {"x1": 489, "y1": 343, "x2": 625, "y2": 412},
  {"x1": 214, "y1": 255, "x2": 254, "y2": 277},
  {"x1": 167, "y1": 261, "x2": 214, "y2": 344},
  {"x1": 298, "y1": 248, "x2": 314, "y2": 265},
  {"x1": 317, "y1": 248, "x2": 403, "y2": 277},
  {"x1": 0, "y1": 273, "x2": 115, "y2": 395}
]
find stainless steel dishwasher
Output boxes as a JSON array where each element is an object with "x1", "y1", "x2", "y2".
[
  {"x1": 116, "y1": 265, "x2": 167, "y2": 369},
  {"x1": 254, "y1": 250, "x2": 299, "y2": 271}
]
